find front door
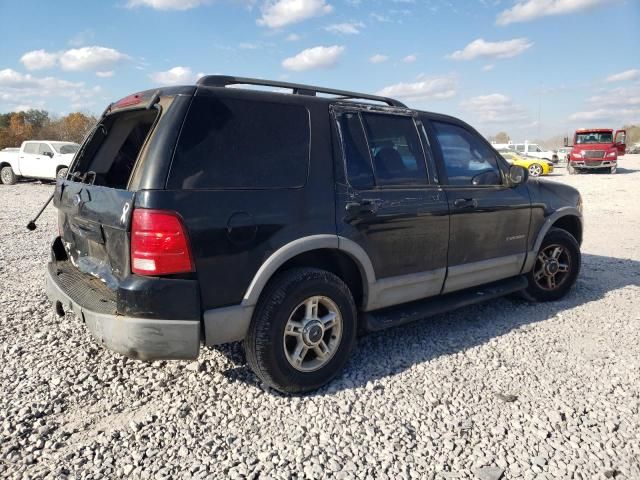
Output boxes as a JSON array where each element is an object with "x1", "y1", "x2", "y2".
[
  {"x1": 333, "y1": 107, "x2": 450, "y2": 310},
  {"x1": 426, "y1": 119, "x2": 531, "y2": 294}
]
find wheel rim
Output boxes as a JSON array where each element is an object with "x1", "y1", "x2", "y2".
[
  {"x1": 533, "y1": 244, "x2": 571, "y2": 291},
  {"x1": 57, "y1": 169, "x2": 67, "y2": 180},
  {"x1": 283, "y1": 296, "x2": 343, "y2": 372},
  {"x1": 529, "y1": 164, "x2": 542, "y2": 176},
  {"x1": 1, "y1": 169, "x2": 11, "y2": 184}
]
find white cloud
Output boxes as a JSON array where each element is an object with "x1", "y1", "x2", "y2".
[
  {"x1": 462, "y1": 93, "x2": 529, "y2": 123},
  {"x1": 605, "y1": 69, "x2": 640, "y2": 83},
  {"x1": 282, "y1": 45, "x2": 344, "y2": 71},
  {"x1": 96, "y1": 71, "x2": 114, "y2": 78},
  {"x1": 496, "y1": 0, "x2": 615, "y2": 26},
  {"x1": 369, "y1": 54, "x2": 389, "y2": 64},
  {"x1": 0, "y1": 69, "x2": 97, "y2": 107},
  {"x1": 569, "y1": 84, "x2": 640, "y2": 123},
  {"x1": 569, "y1": 108, "x2": 640, "y2": 122},
  {"x1": 20, "y1": 50, "x2": 59, "y2": 71},
  {"x1": 127, "y1": 0, "x2": 208, "y2": 10},
  {"x1": 258, "y1": 0, "x2": 333, "y2": 28},
  {"x1": 482, "y1": 64, "x2": 495, "y2": 71},
  {"x1": 286, "y1": 33, "x2": 301, "y2": 41},
  {"x1": 376, "y1": 75, "x2": 456, "y2": 101},
  {"x1": 325, "y1": 21, "x2": 364, "y2": 34},
  {"x1": 150, "y1": 66, "x2": 198, "y2": 85},
  {"x1": 402, "y1": 54, "x2": 417, "y2": 63},
  {"x1": 448, "y1": 38, "x2": 533, "y2": 60},
  {"x1": 59, "y1": 46, "x2": 130, "y2": 71}
]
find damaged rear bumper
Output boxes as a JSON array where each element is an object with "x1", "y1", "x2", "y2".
[{"x1": 45, "y1": 262, "x2": 200, "y2": 360}]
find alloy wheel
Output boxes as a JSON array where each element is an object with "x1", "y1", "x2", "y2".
[
  {"x1": 533, "y1": 244, "x2": 571, "y2": 291},
  {"x1": 529, "y1": 164, "x2": 542, "y2": 177},
  {"x1": 283, "y1": 296, "x2": 343, "y2": 372}
]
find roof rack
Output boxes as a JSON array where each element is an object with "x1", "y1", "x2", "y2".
[{"x1": 196, "y1": 75, "x2": 407, "y2": 108}]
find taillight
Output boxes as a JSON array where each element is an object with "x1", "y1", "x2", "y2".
[{"x1": 131, "y1": 209, "x2": 194, "y2": 276}]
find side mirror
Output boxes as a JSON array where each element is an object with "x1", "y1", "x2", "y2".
[
  {"x1": 508, "y1": 164, "x2": 528, "y2": 186},
  {"x1": 43, "y1": 151, "x2": 54, "y2": 158},
  {"x1": 563, "y1": 136, "x2": 569, "y2": 147}
]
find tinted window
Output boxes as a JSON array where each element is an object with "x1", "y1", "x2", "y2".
[
  {"x1": 516, "y1": 144, "x2": 524, "y2": 153},
  {"x1": 432, "y1": 121, "x2": 502, "y2": 186},
  {"x1": 170, "y1": 96, "x2": 310, "y2": 190},
  {"x1": 361, "y1": 113, "x2": 427, "y2": 186},
  {"x1": 23, "y1": 143, "x2": 39, "y2": 154},
  {"x1": 335, "y1": 112, "x2": 374, "y2": 189},
  {"x1": 39, "y1": 143, "x2": 53, "y2": 155}
]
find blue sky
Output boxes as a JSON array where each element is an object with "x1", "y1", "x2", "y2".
[{"x1": 0, "y1": 0, "x2": 638, "y2": 140}]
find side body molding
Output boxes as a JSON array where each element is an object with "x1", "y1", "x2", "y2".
[{"x1": 521, "y1": 207, "x2": 583, "y2": 273}]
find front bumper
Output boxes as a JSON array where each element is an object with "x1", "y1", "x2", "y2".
[
  {"x1": 570, "y1": 159, "x2": 616, "y2": 169},
  {"x1": 46, "y1": 263, "x2": 200, "y2": 360}
]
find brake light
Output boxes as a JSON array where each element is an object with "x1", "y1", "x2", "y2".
[
  {"x1": 131, "y1": 209, "x2": 194, "y2": 276},
  {"x1": 113, "y1": 93, "x2": 143, "y2": 109}
]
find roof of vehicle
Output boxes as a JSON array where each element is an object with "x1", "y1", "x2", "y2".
[
  {"x1": 575, "y1": 128, "x2": 613, "y2": 133},
  {"x1": 22, "y1": 140, "x2": 78, "y2": 143}
]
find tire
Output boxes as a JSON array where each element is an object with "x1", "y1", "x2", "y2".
[
  {"x1": 56, "y1": 167, "x2": 68, "y2": 181},
  {"x1": 245, "y1": 268, "x2": 357, "y2": 394},
  {"x1": 1, "y1": 166, "x2": 17, "y2": 185},
  {"x1": 567, "y1": 164, "x2": 576, "y2": 175},
  {"x1": 522, "y1": 228, "x2": 581, "y2": 302},
  {"x1": 528, "y1": 163, "x2": 543, "y2": 177},
  {"x1": 609, "y1": 166, "x2": 617, "y2": 174}
]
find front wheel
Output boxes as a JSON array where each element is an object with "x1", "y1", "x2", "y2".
[
  {"x1": 523, "y1": 228, "x2": 581, "y2": 302},
  {"x1": 528, "y1": 163, "x2": 543, "y2": 177},
  {"x1": 567, "y1": 164, "x2": 577, "y2": 175},
  {"x1": 245, "y1": 268, "x2": 357, "y2": 394},
  {"x1": 0, "y1": 166, "x2": 17, "y2": 185},
  {"x1": 56, "y1": 167, "x2": 68, "y2": 181},
  {"x1": 609, "y1": 166, "x2": 617, "y2": 174}
]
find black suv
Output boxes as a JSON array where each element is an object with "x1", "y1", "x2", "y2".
[{"x1": 46, "y1": 76, "x2": 583, "y2": 393}]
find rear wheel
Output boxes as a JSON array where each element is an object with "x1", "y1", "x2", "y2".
[
  {"x1": 523, "y1": 228, "x2": 580, "y2": 302},
  {"x1": 528, "y1": 163, "x2": 543, "y2": 177},
  {"x1": 245, "y1": 268, "x2": 357, "y2": 393},
  {"x1": 0, "y1": 166, "x2": 17, "y2": 185},
  {"x1": 567, "y1": 164, "x2": 577, "y2": 175},
  {"x1": 56, "y1": 167, "x2": 68, "y2": 181}
]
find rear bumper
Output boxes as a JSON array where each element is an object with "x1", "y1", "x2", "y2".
[{"x1": 46, "y1": 263, "x2": 200, "y2": 360}]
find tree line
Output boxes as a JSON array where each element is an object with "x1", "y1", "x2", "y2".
[{"x1": 0, "y1": 110, "x2": 97, "y2": 150}]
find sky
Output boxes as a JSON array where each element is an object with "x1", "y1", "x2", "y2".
[{"x1": 0, "y1": 0, "x2": 639, "y2": 140}]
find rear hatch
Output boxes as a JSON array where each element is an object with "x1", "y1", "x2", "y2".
[{"x1": 54, "y1": 87, "x2": 194, "y2": 289}]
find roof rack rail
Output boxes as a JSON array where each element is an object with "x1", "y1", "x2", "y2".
[{"x1": 196, "y1": 75, "x2": 408, "y2": 108}]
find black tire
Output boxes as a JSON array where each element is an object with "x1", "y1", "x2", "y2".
[
  {"x1": 522, "y1": 228, "x2": 581, "y2": 302},
  {"x1": 0, "y1": 166, "x2": 17, "y2": 185},
  {"x1": 245, "y1": 268, "x2": 357, "y2": 394},
  {"x1": 567, "y1": 164, "x2": 577, "y2": 175},
  {"x1": 56, "y1": 167, "x2": 68, "y2": 181}
]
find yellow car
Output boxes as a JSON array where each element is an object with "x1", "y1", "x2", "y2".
[{"x1": 498, "y1": 150, "x2": 554, "y2": 177}]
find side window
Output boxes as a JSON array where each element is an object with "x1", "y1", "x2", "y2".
[
  {"x1": 23, "y1": 143, "x2": 39, "y2": 154},
  {"x1": 39, "y1": 143, "x2": 53, "y2": 156},
  {"x1": 516, "y1": 144, "x2": 525, "y2": 153},
  {"x1": 170, "y1": 96, "x2": 310, "y2": 190},
  {"x1": 432, "y1": 121, "x2": 502, "y2": 186},
  {"x1": 361, "y1": 113, "x2": 427, "y2": 186},
  {"x1": 335, "y1": 112, "x2": 374, "y2": 189}
]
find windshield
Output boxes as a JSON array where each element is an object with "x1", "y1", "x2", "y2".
[
  {"x1": 50, "y1": 142, "x2": 80, "y2": 154},
  {"x1": 575, "y1": 132, "x2": 613, "y2": 144}
]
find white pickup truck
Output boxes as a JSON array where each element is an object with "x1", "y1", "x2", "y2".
[
  {"x1": 513, "y1": 143, "x2": 558, "y2": 163},
  {"x1": 0, "y1": 140, "x2": 79, "y2": 185}
]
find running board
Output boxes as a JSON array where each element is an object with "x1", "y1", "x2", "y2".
[{"x1": 362, "y1": 275, "x2": 528, "y2": 332}]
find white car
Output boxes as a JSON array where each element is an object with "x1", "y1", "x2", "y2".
[
  {"x1": 0, "y1": 140, "x2": 79, "y2": 184},
  {"x1": 514, "y1": 143, "x2": 558, "y2": 163},
  {"x1": 555, "y1": 147, "x2": 571, "y2": 163}
]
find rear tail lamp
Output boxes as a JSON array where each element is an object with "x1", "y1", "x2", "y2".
[{"x1": 131, "y1": 209, "x2": 194, "y2": 276}]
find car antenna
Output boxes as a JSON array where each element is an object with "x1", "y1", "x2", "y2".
[{"x1": 26, "y1": 191, "x2": 55, "y2": 231}]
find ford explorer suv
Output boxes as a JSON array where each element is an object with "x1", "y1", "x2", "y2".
[
  {"x1": 46, "y1": 76, "x2": 583, "y2": 393},
  {"x1": 0, "y1": 140, "x2": 79, "y2": 184},
  {"x1": 567, "y1": 128, "x2": 626, "y2": 174}
]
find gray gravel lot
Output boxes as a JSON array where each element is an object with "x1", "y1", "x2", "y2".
[{"x1": 1, "y1": 156, "x2": 639, "y2": 479}]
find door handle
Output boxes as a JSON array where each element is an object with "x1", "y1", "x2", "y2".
[
  {"x1": 345, "y1": 200, "x2": 379, "y2": 215},
  {"x1": 453, "y1": 198, "x2": 478, "y2": 209}
]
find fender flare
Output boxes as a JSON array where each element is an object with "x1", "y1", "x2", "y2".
[{"x1": 241, "y1": 234, "x2": 376, "y2": 307}]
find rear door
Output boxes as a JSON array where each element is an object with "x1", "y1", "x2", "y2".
[
  {"x1": 19, "y1": 142, "x2": 40, "y2": 177},
  {"x1": 425, "y1": 118, "x2": 531, "y2": 294},
  {"x1": 334, "y1": 106, "x2": 450, "y2": 309}
]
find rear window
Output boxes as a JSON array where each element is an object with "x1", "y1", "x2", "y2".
[
  {"x1": 72, "y1": 109, "x2": 157, "y2": 189},
  {"x1": 168, "y1": 96, "x2": 310, "y2": 190}
]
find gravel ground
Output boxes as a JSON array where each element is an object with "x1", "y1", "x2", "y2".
[{"x1": 1, "y1": 156, "x2": 639, "y2": 480}]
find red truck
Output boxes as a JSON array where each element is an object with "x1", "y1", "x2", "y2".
[{"x1": 567, "y1": 128, "x2": 626, "y2": 174}]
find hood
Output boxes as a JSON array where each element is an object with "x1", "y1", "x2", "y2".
[{"x1": 572, "y1": 143, "x2": 614, "y2": 151}]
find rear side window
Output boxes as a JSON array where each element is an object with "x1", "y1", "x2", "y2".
[
  {"x1": 361, "y1": 113, "x2": 427, "y2": 186},
  {"x1": 335, "y1": 112, "x2": 374, "y2": 189},
  {"x1": 23, "y1": 143, "x2": 38, "y2": 154},
  {"x1": 169, "y1": 96, "x2": 310, "y2": 190}
]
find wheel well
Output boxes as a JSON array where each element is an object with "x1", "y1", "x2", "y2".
[
  {"x1": 275, "y1": 249, "x2": 365, "y2": 308},
  {"x1": 56, "y1": 165, "x2": 68, "y2": 173},
  {"x1": 552, "y1": 215, "x2": 582, "y2": 245},
  {"x1": 0, "y1": 162, "x2": 10, "y2": 169}
]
